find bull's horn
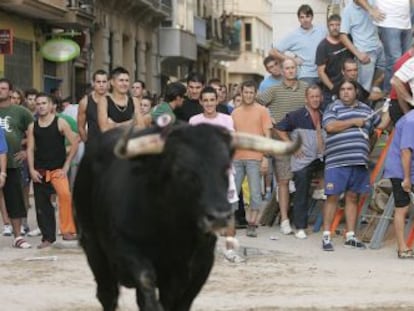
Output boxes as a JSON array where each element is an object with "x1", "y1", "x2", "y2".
[
  {"x1": 114, "y1": 134, "x2": 165, "y2": 159},
  {"x1": 231, "y1": 132, "x2": 301, "y2": 155}
]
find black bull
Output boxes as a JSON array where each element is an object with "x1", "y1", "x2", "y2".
[{"x1": 73, "y1": 123, "x2": 300, "y2": 311}]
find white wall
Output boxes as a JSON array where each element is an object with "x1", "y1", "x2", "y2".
[{"x1": 272, "y1": 0, "x2": 329, "y2": 47}]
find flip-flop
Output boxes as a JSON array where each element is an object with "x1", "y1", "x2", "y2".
[
  {"x1": 13, "y1": 237, "x2": 32, "y2": 249},
  {"x1": 397, "y1": 249, "x2": 414, "y2": 259}
]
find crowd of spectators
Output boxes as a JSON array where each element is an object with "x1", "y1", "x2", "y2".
[{"x1": 0, "y1": 1, "x2": 414, "y2": 261}]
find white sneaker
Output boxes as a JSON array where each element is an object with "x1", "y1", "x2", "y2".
[
  {"x1": 28, "y1": 228, "x2": 41, "y2": 237},
  {"x1": 224, "y1": 249, "x2": 245, "y2": 263},
  {"x1": 289, "y1": 180, "x2": 296, "y2": 193},
  {"x1": 295, "y1": 229, "x2": 307, "y2": 239},
  {"x1": 312, "y1": 189, "x2": 327, "y2": 200},
  {"x1": 280, "y1": 219, "x2": 292, "y2": 235},
  {"x1": 2, "y1": 224, "x2": 12, "y2": 236}
]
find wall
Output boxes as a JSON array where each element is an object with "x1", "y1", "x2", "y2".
[{"x1": 0, "y1": 10, "x2": 41, "y2": 89}]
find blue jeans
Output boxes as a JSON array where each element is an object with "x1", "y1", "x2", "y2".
[
  {"x1": 292, "y1": 159, "x2": 324, "y2": 229},
  {"x1": 378, "y1": 27, "x2": 412, "y2": 93},
  {"x1": 232, "y1": 160, "x2": 263, "y2": 210},
  {"x1": 358, "y1": 45, "x2": 385, "y2": 93}
]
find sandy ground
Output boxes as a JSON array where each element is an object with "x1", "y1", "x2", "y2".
[{"x1": 1, "y1": 207, "x2": 414, "y2": 311}]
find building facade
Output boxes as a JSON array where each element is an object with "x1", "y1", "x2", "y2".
[
  {"x1": 224, "y1": 0, "x2": 273, "y2": 91},
  {"x1": 0, "y1": 0, "x2": 171, "y2": 99},
  {"x1": 0, "y1": 0, "x2": 94, "y2": 99}
]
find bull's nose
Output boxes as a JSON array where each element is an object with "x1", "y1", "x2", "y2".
[{"x1": 205, "y1": 210, "x2": 232, "y2": 230}]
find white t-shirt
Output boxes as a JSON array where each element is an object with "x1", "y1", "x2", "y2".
[
  {"x1": 189, "y1": 113, "x2": 234, "y2": 131},
  {"x1": 189, "y1": 112, "x2": 238, "y2": 203},
  {"x1": 394, "y1": 57, "x2": 414, "y2": 96},
  {"x1": 374, "y1": 0, "x2": 411, "y2": 29}
]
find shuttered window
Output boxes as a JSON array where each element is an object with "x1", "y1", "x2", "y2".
[{"x1": 4, "y1": 38, "x2": 33, "y2": 89}]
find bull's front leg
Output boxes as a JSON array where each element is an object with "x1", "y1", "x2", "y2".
[
  {"x1": 173, "y1": 234, "x2": 217, "y2": 311},
  {"x1": 135, "y1": 270, "x2": 164, "y2": 311},
  {"x1": 117, "y1": 252, "x2": 163, "y2": 311},
  {"x1": 79, "y1": 232, "x2": 119, "y2": 311}
]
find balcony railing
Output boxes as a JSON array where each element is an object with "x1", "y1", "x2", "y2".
[{"x1": 206, "y1": 15, "x2": 240, "y2": 52}]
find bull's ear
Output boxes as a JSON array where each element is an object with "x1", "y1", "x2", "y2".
[{"x1": 156, "y1": 114, "x2": 174, "y2": 128}]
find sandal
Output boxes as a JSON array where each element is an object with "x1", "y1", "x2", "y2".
[
  {"x1": 397, "y1": 249, "x2": 414, "y2": 259},
  {"x1": 13, "y1": 237, "x2": 32, "y2": 249}
]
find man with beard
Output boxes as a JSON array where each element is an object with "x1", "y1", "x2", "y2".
[{"x1": 316, "y1": 14, "x2": 353, "y2": 110}]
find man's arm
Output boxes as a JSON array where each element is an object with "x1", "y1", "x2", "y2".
[
  {"x1": 325, "y1": 118, "x2": 365, "y2": 133},
  {"x1": 401, "y1": 148, "x2": 412, "y2": 192},
  {"x1": 0, "y1": 153, "x2": 6, "y2": 188},
  {"x1": 58, "y1": 118, "x2": 79, "y2": 175},
  {"x1": 0, "y1": 129, "x2": 7, "y2": 188},
  {"x1": 391, "y1": 76, "x2": 413, "y2": 114},
  {"x1": 77, "y1": 95, "x2": 88, "y2": 142},
  {"x1": 97, "y1": 96, "x2": 111, "y2": 132},
  {"x1": 275, "y1": 129, "x2": 290, "y2": 142},
  {"x1": 317, "y1": 64, "x2": 334, "y2": 91},
  {"x1": 355, "y1": 0, "x2": 385, "y2": 22},
  {"x1": 96, "y1": 96, "x2": 133, "y2": 131},
  {"x1": 269, "y1": 48, "x2": 290, "y2": 62},
  {"x1": 339, "y1": 33, "x2": 370, "y2": 64},
  {"x1": 27, "y1": 123, "x2": 42, "y2": 183},
  {"x1": 132, "y1": 97, "x2": 147, "y2": 129},
  {"x1": 256, "y1": 87, "x2": 274, "y2": 107}
]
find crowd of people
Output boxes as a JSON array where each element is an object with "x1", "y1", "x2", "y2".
[{"x1": 0, "y1": 1, "x2": 413, "y2": 262}]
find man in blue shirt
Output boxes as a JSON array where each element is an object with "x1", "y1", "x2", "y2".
[
  {"x1": 339, "y1": 0, "x2": 385, "y2": 94},
  {"x1": 269, "y1": 4, "x2": 326, "y2": 85},
  {"x1": 259, "y1": 56, "x2": 282, "y2": 92},
  {"x1": 384, "y1": 109, "x2": 414, "y2": 258},
  {"x1": 322, "y1": 79, "x2": 380, "y2": 251},
  {"x1": 275, "y1": 85, "x2": 325, "y2": 239}
]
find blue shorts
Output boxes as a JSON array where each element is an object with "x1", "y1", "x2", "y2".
[{"x1": 324, "y1": 166, "x2": 370, "y2": 195}]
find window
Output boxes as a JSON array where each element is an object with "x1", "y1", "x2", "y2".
[
  {"x1": 135, "y1": 41, "x2": 139, "y2": 81},
  {"x1": 244, "y1": 22, "x2": 252, "y2": 51},
  {"x1": 4, "y1": 39, "x2": 33, "y2": 89},
  {"x1": 108, "y1": 32, "x2": 113, "y2": 72}
]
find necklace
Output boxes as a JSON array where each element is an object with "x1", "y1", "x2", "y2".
[
  {"x1": 114, "y1": 103, "x2": 127, "y2": 112},
  {"x1": 110, "y1": 95, "x2": 128, "y2": 112}
]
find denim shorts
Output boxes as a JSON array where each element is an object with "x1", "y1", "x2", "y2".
[{"x1": 324, "y1": 165, "x2": 370, "y2": 195}]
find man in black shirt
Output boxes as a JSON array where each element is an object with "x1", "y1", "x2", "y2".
[
  {"x1": 27, "y1": 93, "x2": 79, "y2": 248},
  {"x1": 315, "y1": 14, "x2": 353, "y2": 110},
  {"x1": 208, "y1": 78, "x2": 230, "y2": 114},
  {"x1": 331, "y1": 58, "x2": 370, "y2": 105},
  {"x1": 175, "y1": 72, "x2": 205, "y2": 122},
  {"x1": 98, "y1": 67, "x2": 145, "y2": 132}
]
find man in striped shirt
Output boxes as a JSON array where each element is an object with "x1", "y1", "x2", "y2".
[
  {"x1": 256, "y1": 59, "x2": 308, "y2": 235},
  {"x1": 321, "y1": 79, "x2": 380, "y2": 251}
]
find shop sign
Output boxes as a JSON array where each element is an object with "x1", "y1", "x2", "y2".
[
  {"x1": 40, "y1": 38, "x2": 80, "y2": 62},
  {"x1": 0, "y1": 29, "x2": 13, "y2": 55}
]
